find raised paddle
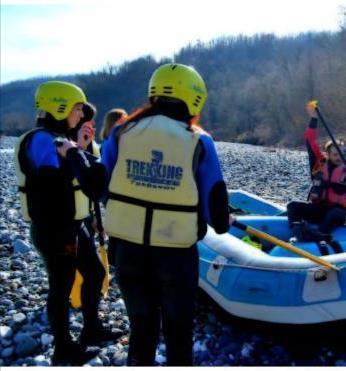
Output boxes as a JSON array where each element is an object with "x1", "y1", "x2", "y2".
[
  {"x1": 231, "y1": 219, "x2": 339, "y2": 271},
  {"x1": 308, "y1": 100, "x2": 346, "y2": 166}
]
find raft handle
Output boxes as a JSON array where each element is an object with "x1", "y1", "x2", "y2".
[{"x1": 314, "y1": 269, "x2": 328, "y2": 282}]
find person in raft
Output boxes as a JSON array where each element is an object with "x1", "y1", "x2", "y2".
[
  {"x1": 14, "y1": 81, "x2": 118, "y2": 366},
  {"x1": 287, "y1": 101, "x2": 346, "y2": 248},
  {"x1": 101, "y1": 63, "x2": 230, "y2": 366}
]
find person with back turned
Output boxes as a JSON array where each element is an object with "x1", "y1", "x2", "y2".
[{"x1": 101, "y1": 63, "x2": 230, "y2": 365}]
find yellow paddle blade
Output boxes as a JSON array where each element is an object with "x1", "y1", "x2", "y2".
[
  {"x1": 98, "y1": 244, "x2": 110, "y2": 298},
  {"x1": 308, "y1": 100, "x2": 319, "y2": 109},
  {"x1": 69, "y1": 244, "x2": 110, "y2": 310},
  {"x1": 70, "y1": 270, "x2": 84, "y2": 309}
]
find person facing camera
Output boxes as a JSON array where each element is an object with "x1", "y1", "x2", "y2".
[
  {"x1": 14, "y1": 81, "x2": 114, "y2": 365},
  {"x1": 287, "y1": 102, "x2": 346, "y2": 249}
]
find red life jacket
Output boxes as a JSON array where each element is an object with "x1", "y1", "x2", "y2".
[{"x1": 318, "y1": 164, "x2": 346, "y2": 208}]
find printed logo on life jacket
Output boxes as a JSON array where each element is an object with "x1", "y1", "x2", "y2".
[{"x1": 126, "y1": 150, "x2": 183, "y2": 190}]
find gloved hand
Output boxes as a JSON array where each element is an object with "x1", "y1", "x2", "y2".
[
  {"x1": 306, "y1": 101, "x2": 318, "y2": 119},
  {"x1": 55, "y1": 137, "x2": 77, "y2": 158}
]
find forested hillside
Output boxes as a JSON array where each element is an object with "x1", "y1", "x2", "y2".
[{"x1": 1, "y1": 28, "x2": 346, "y2": 146}]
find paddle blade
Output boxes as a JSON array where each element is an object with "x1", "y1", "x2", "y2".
[
  {"x1": 308, "y1": 100, "x2": 319, "y2": 109},
  {"x1": 98, "y1": 244, "x2": 110, "y2": 298},
  {"x1": 70, "y1": 270, "x2": 84, "y2": 309}
]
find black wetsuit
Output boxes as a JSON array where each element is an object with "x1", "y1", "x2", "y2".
[
  {"x1": 19, "y1": 124, "x2": 107, "y2": 349},
  {"x1": 102, "y1": 119, "x2": 230, "y2": 366}
]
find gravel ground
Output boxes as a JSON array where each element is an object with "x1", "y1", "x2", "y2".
[{"x1": 1, "y1": 135, "x2": 346, "y2": 367}]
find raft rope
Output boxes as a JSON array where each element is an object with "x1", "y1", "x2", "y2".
[{"x1": 199, "y1": 257, "x2": 346, "y2": 273}]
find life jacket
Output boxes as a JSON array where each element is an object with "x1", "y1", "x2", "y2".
[
  {"x1": 309, "y1": 161, "x2": 346, "y2": 207},
  {"x1": 14, "y1": 128, "x2": 90, "y2": 222},
  {"x1": 105, "y1": 115, "x2": 201, "y2": 248}
]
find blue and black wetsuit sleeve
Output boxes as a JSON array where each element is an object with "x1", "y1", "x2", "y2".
[
  {"x1": 27, "y1": 132, "x2": 107, "y2": 242},
  {"x1": 65, "y1": 147, "x2": 108, "y2": 201},
  {"x1": 196, "y1": 134, "x2": 229, "y2": 234},
  {"x1": 26, "y1": 131, "x2": 77, "y2": 244}
]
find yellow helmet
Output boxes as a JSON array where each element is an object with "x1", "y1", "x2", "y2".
[
  {"x1": 35, "y1": 81, "x2": 87, "y2": 120},
  {"x1": 148, "y1": 63, "x2": 207, "y2": 116}
]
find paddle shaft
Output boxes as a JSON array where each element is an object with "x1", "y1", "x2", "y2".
[
  {"x1": 94, "y1": 202, "x2": 105, "y2": 246},
  {"x1": 315, "y1": 107, "x2": 346, "y2": 166},
  {"x1": 232, "y1": 220, "x2": 339, "y2": 271}
]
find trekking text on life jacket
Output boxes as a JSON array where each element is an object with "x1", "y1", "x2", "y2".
[{"x1": 126, "y1": 150, "x2": 183, "y2": 190}]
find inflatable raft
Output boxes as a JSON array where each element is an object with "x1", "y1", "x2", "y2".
[
  {"x1": 198, "y1": 191, "x2": 346, "y2": 324},
  {"x1": 228, "y1": 189, "x2": 285, "y2": 216}
]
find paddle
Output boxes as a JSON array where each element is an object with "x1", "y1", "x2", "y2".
[
  {"x1": 70, "y1": 203, "x2": 110, "y2": 309},
  {"x1": 308, "y1": 100, "x2": 346, "y2": 166},
  {"x1": 231, "y1": 219, "x2": 339, "y2": 271},
  {"x1": 94, "y1": 202, "x2": 110, "y2": 299}
]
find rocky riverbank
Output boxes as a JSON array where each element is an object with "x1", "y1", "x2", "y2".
[{"x1": 1, "y1": 136, "x2": 346, "y2": 366}]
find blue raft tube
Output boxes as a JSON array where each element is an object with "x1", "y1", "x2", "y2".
[{"x1": 198, "y1": 191, "x2": 346, "y2": 324}]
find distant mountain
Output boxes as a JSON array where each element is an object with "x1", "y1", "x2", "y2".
[{"x1": 1, "y1": 31, "x2": 346, "y2": 146}]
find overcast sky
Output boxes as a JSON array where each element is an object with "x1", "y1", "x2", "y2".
[{"x1": 1, "y1": 0, "x2": 345, "y2": 84}]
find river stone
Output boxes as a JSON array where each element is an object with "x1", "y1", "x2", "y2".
[
  {"x1": 13, "y1": 239, "x2": 31, "y2": 254},
  {"x1": 15, "y1": 335, "x2": 38, "y2": 357},
  {"x1": 0, "y1": 325, "x2": 13, "y2": 339},
  {"x1": 87, "y1": 356, "x2": 104, "y2": 366},
  {"x1": 34, "y1": 355, "x2": 50, "y2": 366},
  {"x1": 13, "y1": 312, "x2": 26, "y2": 324},
  {"x1": 2, "y1": 346, "x2": 15, "y2": 358},
  {"x1": 0, "y1": 271, "x2": 11, "y2": 281},
  {"x1": 40, "y1": 333, "x2": 54, "y2": 346}
]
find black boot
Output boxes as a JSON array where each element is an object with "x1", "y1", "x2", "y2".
[
  {"x1": 80, "y1": 324, "x2": 123, "y2": 346},
  {"x1": 52, "y1": 340, "x2": 99, "y2": 366},
  {"x1": 291, "y1": 221, "x2": 331, "y2": 242},
  {"x1": 291, "y1": 221, "x2": 308, "y2": 242}
]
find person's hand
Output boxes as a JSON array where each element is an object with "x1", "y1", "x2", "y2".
[
  {"x1": 77, "y1": 121, "x2": 95, "y2": 150},
  {"x1": 306, "y1": 101, "x2": 318, "y2": 119},
  {"x1": 56, "y1": 138, "x2": 77, "y2": 158}
]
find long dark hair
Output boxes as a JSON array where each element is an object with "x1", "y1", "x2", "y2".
[
  {"x1": 117, "y1": 97, "x2": 202, "y2": 138},
  {"x1": 36, "y1": 113, "x2": 69, "y2": 135},
  {"x1": 69, "y1": 102, "x2": 97, "y2": 142}
]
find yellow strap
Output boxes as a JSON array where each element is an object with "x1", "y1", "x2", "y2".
[
  {"x1": 70, "y1": 270, "x2": 83, "y2": 309},
  {"x1": 99, "y1": 244, "x2": 110, "y2": 298},
  {"x1": 69, "y1": 244, "x2": 110, "y2": 309}
]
